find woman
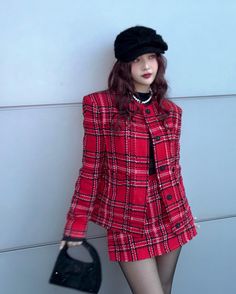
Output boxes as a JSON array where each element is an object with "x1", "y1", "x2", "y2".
[{"x1": 60, "y1": 25, "x2": 199, "y2": 294}]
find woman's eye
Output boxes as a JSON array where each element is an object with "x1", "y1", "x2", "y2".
[
  {"x1": 133, "y1": 58, "x2": 140, "y2": 63},
  {"x1": 149, "y1": 54, "x2": 156, "y2": 59}
]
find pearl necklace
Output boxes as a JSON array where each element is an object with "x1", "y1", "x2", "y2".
[{"x1": 132, "y1": 90, "x2": 153, "y2": 104}]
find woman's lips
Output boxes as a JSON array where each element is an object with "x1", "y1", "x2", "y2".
[{"x1": 142, "y1": 73, "x2": 152, "y2": 78}]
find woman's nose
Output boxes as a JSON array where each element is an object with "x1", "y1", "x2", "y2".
[{"x1": 143, "y1": 60, "x2": 150, "y2": 70}]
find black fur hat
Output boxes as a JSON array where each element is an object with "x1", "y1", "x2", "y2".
[{"x1": 114, "y1": 25, "x2": 168, "y2": 62}]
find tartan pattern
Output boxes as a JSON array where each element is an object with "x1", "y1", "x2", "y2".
[
  {"x1": 63, "y1": 90, "x2": 197, "y2": 241},
  {"x1": 107, "y1": 173, "x2": 197, "y2": 262}
]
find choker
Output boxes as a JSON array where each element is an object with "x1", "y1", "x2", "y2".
[{"x1": 132, "y1": 90, "x2": 153, "y2": 104}]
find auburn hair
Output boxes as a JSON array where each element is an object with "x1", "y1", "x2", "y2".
[{"x1": 108, "y1": 54, "x2": 170, "y2": 131}]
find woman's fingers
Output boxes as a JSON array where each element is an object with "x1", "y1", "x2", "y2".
[
  {"x1": 59, "y1": 240, "x2": 83, "y2": 250},
  {"x1": 67, "y1": 241, "x2": 83, "y2": 246}
]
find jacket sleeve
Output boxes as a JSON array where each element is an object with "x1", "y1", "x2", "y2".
[{"x1": 63, "y1": 94, "x2": 105, "y2": 239}]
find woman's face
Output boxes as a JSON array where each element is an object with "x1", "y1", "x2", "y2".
[{"x1": 130, "y1": 53, "x2": 158, "y2": 93}]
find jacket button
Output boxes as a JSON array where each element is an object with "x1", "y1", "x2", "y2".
[
  {"x1": 155, "y1": 136, "x2": 161, "y2": 140},
  {"x1": 145, "y1": 109, "x2": 150, "y2": 114},
  {"x1": 175, "y1": 223, "x2": 181, "y2": 229},
  {"x1": 160, "y1": 165, "x2": 166, "y2": 171},
  {"x1": 167, "y1": 194, "x2": 172, "y2": 200}
]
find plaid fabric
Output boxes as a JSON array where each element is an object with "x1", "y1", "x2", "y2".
[
  {"x1": 63, "y1": 90, "x2": 197, "y2": 241},
  {"x1": 107, "y1": 173, "x2": 197, "y2": 262}
]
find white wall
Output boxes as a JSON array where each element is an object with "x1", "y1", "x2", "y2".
[
  {"x1": 1, "y1": 0, "x2": 236, "y2": 107},
  {"x1": 1, "y1": 1, "x2": 236, "y2": 293}
]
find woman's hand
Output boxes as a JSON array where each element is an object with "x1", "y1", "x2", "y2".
[{"x1": 59, "y1": 240, "x2": 83, "y2": 250}]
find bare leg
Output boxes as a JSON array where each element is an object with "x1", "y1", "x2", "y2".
[
  {"x1": 118, "y1": 257, "x2": 164, "y2": 294},
  {"x1": 155, "y1": 247, "x2": 182, "y2": 294}
]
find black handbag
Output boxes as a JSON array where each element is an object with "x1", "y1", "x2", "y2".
[{"x1": 49, "y1": 239, "x2": 102, "y2": 293}]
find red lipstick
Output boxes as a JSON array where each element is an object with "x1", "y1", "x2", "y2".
[{"x1": 142, "y1": 73, "x2": 152, "y2": 78}]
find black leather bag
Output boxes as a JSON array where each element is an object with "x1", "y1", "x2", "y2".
[{"x1": 49, "y1": 239, "x2": 102, "y2": 293}]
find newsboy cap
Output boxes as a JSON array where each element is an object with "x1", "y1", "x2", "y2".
[{"x1": 114, "y1": 25, "x2": 168, "y2": 62}]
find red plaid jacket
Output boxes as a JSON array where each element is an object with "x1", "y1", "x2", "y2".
[{"x1": 63, "y1": 90, "x2": 196, "y2": 239}]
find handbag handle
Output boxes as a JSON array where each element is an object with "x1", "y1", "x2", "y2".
[{"x1": 62, "y1": 239, "x2": 101, "y2": 264}]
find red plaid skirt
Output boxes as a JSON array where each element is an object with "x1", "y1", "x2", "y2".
[{"x1": 107, "y1": 173, "x2": 197, "y2": 262}]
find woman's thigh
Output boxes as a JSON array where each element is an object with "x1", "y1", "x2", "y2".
[
  {"x1": 118, "y1": 257, "x2": 164, "y2": 294},
  {"x1": 155, "y1": 247, "x2": 182, "y2": 292}
]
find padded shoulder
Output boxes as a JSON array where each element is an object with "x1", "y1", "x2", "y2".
[{"x1": 83, "y1": 89, "x2": 113, "y2": 107}]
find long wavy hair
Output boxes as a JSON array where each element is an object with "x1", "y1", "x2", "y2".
[{"x1": 108, "y1": 53, "x2": 170, "y2": 131}]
